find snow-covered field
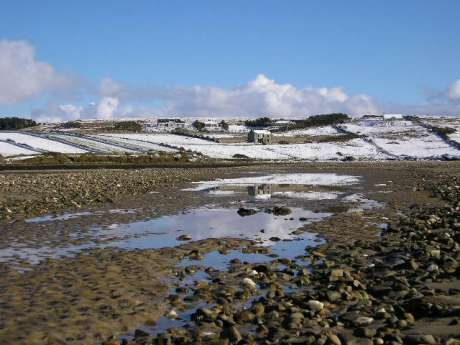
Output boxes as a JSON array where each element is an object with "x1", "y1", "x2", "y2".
[
  {"x1": 47, "y1": 134, "x2": 138, "y2": 154},
  {"x1": 372, "y1": 136, "x2": 459, "y2": 159},
  {"x1": 0, "y1": 133, "x2": 86, "y2": 155},
  {"x1": 0, "y1": 141, "x2": 39, "y2": 157},
  {"x1": 92, "y1": 135, "x2": 178, "y2": 152},
  {"x1": 342, "y1": 119, "x2": 418, "y2": 136},
  {"x1": 102, "y1": 133, "x2": 215, "y2": 147},
  {"x1": 99, "y1": 134, "x2": 387, "y2": 160},
  {"x1": 419, "y1": 117, "x2": 460, "y2": 145},
  {"x1": 273, "y1": 126, "x2": 341, "y2": 137},
  {"x1": 342, "y1": 119, "x2": 459, "y2": 159}
]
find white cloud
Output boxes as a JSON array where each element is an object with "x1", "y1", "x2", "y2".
[
  {"x1": 97, "y1": 97, "x2": 119, "y2": 119},
  {"x1": 0, "y1": 40, "x2": 71, "y2": 104},
  {"x1": 447, "y1": 79, "x2": 460, "y2": 101},
  {"x1": 142, "y1": 74, "x2": 379, "y2": 117},
  {"x1": 40, "y1": 74, "x2": 379, "y2": 122}
]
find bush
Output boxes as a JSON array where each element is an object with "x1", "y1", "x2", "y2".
[
  {"x1": 219, "y1": 120, "x2": 229, "y2": 131},
  {"x1": 113, "y1": 121, "x2": 142, "y2": 132},
  {"x1": 62, "y1": 121, "x2": 82, "y2": 129},
  {"x1": 0, "y1": 117, "x2": 37, "y2": 130},
  {"x1": 291, "y1": 113, "x2": 349, "y2": 130},
  {"x1": 192, "y1": 120, "x2": 206, "y2": 131},
  {"x1": 245, "y1": 117, "x2": 273, "y2": 128}
]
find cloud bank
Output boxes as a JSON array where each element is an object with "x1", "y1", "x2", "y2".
[
  {"x1": 1, "y1": 39, "x2": 459, "y2": 121},
  {"x1": 0, "y1": 40, "x2": 72, "y2": 105}
]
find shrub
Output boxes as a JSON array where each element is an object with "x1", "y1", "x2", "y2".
[
  {"x1": 245, "y1": 117, "x2": 273, "y2": 128},
  {"x1": 61, "y1": 121, "x2": 82, "y2": 129},
  {"x1": 192, "y1": 120, "x2": 206, "y2": 131},
  {"x1": 0, "y1": 117, "x2": 37, "y2": 130},
  {"x1": 291, "y1": 113, "x2": 349, "y2": 130},
  {"x1": 113, "y1": 121, "x2": 142, "y2": 132},
  {"x1": 219, "y1": 120, "x2": 229, "y2": 131}
]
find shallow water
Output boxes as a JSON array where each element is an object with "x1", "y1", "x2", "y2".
[
  {"x1": 1, "y1": 172, "x2": 381, "y2": 269},
  {"x1": 0, "y1": 207, "x2": 330, "y2": 265}
]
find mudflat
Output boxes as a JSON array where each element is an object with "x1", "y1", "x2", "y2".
[{"x1": 0, "y1": 162, "x2": 459, "y2": 344}]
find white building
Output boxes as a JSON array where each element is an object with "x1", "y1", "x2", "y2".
[
  {"x1": 248, "y1": 129, "x2": 272, "y2": 144},
  {"x1": 383, "y1": 114, "x2": 404, "y2": 120}
]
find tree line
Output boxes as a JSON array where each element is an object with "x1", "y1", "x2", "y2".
[
  {"x1": 0, "y1": 117, "x2": 37, "y2": 130},
  {"x1": 244, "y1": 113, "x2": 350, "y2": 129}
]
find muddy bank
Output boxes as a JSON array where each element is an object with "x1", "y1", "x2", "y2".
[{"x1": 0, "y1": 238, "x2": 253, "y2": 345}]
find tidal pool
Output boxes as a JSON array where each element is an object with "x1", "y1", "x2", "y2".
[{"x1": 0, "y1": 206, "x2": 330, "y2": 266}]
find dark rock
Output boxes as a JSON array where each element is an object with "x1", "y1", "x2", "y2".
[
  {"x1": 272, "y1": 206, "x2": 292, "y2": 216},
  {"x1": 237, "y1": 208, "x2": 257, "y2": 217},
  {"x1": 176, "y1": 234, "x2": 192, "y2": 241}
]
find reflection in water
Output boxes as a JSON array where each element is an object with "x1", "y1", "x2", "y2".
[
  {"x1": 248, "y1": 184, "x2": 272, "y2": 200},
  {"x1": 0, "y1": 207, "x2": 330, "y2": 265},
  {"x1": 184, "y1": 173, "x2": 360, "y2": 191}
]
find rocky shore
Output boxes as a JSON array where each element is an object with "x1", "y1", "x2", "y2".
[
  {"x1": 109, "y1": 174, "x2": 460, "y2": 344},
  {"x1": 1, "y1": 162, "x2": 459, "y2": 345},
  {"x1": 0, "y1": 167, "x2": 235, "y2": 221}
]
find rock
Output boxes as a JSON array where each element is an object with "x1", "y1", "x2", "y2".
[
  {"x1": 237, "y1": 208, "x2": 257, "y2": 217},
  {"x1": 354, "y1": 327, "x2": 376, "y2": 338},
  {"x1": 354, "y1": 316, "x2": 374, "y2": 326},
  {"x1": 176, "y1": 234, "x2": 192, "y2": 241},
  {"x1": 427, "y1": 263, "x2": 439, "y2": 272},
  {"x1": 166, "y1": 309, "x2": 177, "y2": 319},
  {"x1": 269, "y1": 236, "x2": 281, "y2": 242},
  {"x1": 224, "y1": 326, "x2": 242, "y2": 343},
  {"x1": 327, "y1": 291, "x2": 341, "y2": 302},
  {"x1": 329, "y1": 269, "x2": 344, "y2": 281},
  {"x1": 404, "y1": 335, "x2": 436, "y2": 345},
  {"x1": 307, "y1": 300, "x2": 324, "y2": 312},
  {"x1": 242, "y1": 277, "x2": 257, "y2": 290},
  {"x1": 188, "y1": 249, "x2": 204, "y2": 260},
  {"x1": 272, "y1": 206, "x2": 292, "y2": 216},
  {"x1": 134, "y1": 329, "x2": 150, "y2": 339},
  {"x1": 327, "y1": 334, "x2": 342, "y2": 345},
  {"x1": 103, "y1": 337, "x2": 121, "y2": 345}
]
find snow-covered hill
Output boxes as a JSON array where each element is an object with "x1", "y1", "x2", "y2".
[{"x1": 1, "y1": 117, "x2": 459, "y2": 160}]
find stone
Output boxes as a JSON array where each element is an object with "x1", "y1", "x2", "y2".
[
  {"x1": 242, "y1": 277, "x2": 257, "y2": 290},
  {"x1": 272, "y1": 206, "x2": 292, "y2": 216},
  {"x1": 224, "y1": 326, "x2": 242, "y2": 343},
  {"x1": 404, "y1": 335, "x2": 436, "y2": 345},
  {"x1": 354, "y1": 327, "x2": 376, "y2": 338},
  {"x1": 176, "y1": 234, "x2": 192, "y2": 241},
  {"x1": 166, "y1": 309, "x2": 177, "y2": 319},
  {"x1": 354, "y1": 316, "x2": 374, "y2": 326},
  {"x1": 307, "y1": 300, "x2": 324, "y2": 312},
  {"x1": 327, "y1": 334, "x2": 342, "y2": 345},
  {"x1": 237, "y1": 208, "x2": 257, "y2": 217},
  {"x1": 134, "y1": 329, "x2": 150, "y2": 338}
]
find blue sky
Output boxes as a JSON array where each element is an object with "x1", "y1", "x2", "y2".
[{"x1": 1, "y1": 0, "x2": 460, "y2": 119}]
